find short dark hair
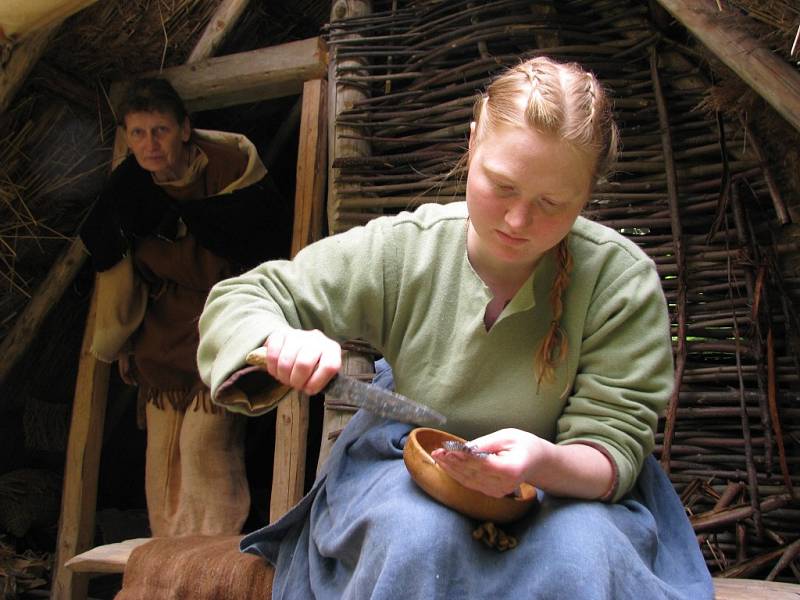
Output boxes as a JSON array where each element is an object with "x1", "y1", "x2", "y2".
[{"x1": 117, "y1": 78, "x2": 188, "y2": 126}]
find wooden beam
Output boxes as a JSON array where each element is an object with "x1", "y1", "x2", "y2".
[
  {"x1": 654, "y1": 0, "x2": 800, "y2": 134},
  {"x1": 0, "y1": 240, "x2": 88, "y2": 387},
  {"x1": 133, "y1": 37, "x2": 327, "y2": 113},
  {"x1": 270, "y1": 78, "x2": 328, "y2": 523},
  {"x1": 0, "y1": 22, "x2": 59, "y2": 114},
  {"x1": 187, "y1": 0, "x2": 253, "y2": 63}
]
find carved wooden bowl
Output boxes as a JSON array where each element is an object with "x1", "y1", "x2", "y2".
[{"x1": 403, "y1": 427, "x2": 538, "y2": 524}]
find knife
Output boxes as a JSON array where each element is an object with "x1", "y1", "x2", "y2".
[{"x1": 245, "y1": 347, "x2": 447, "y2": 427}]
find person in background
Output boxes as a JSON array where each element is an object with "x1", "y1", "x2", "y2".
[
  {"x1": 196, "y1": 57, "x2": 713, "y2": 598},
  {"x1": 80, "y1": 78, "x2": 292, "y2": 537}
]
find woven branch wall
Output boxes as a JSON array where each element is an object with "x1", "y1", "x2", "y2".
[{"x1": 326, "y1": 0, "x2": 800, "y2": 581}]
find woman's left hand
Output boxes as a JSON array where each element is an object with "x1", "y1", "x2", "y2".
[{"x1": 430, "y1": 428, "x2": 551, "y2": 498}]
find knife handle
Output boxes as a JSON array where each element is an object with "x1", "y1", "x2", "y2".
[{"x1": 245, "y1": 347, "x2": 269, "y2": 367}]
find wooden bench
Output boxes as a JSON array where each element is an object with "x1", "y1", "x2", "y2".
[{"x1": 64, "y1": 539, "x2": 800, "y2": 599}]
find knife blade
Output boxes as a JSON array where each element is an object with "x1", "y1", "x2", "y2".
[{"x1": 245, "y1": 347, "x2": 447, "y2": 427}]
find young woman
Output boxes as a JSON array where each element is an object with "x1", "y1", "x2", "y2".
[
  {"x1": 80, "y1": 78, "x2": 291, "y2": 537},
  {"x1": 197, "y1": 57, "x2": 713, "y2": 598}
]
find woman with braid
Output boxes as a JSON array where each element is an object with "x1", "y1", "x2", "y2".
[{"x1": 197, "y1": 57, "x2": 712, "y2": 598}]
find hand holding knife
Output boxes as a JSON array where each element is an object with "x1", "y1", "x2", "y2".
[{"x1": 245, "y1": 347, "x2": 447, "y2": 427}]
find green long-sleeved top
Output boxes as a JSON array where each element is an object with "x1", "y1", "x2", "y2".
[{"x1": 198, "y1": 202, "x2": 674, "y2": 500}]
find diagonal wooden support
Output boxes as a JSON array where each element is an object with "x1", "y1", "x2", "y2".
[
  {"x1": 187, "y1": 0, "x2": 253, "y2": 64},
  {"x1": 0, "y1": 23, "x2": 59, "y2": 114},
  {"x1": 654, "y1": 0, "x2": 800, "y2": 134}
]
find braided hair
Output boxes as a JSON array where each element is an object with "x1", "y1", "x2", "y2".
[{"x1": 472, "y1": 57, "x2": 619, "y2": 383}]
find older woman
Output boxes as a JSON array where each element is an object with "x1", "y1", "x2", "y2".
[{"x1": 80, "y1": 78, "x2": 291, "y2": 537}]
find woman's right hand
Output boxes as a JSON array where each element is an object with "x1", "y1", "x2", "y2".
[{"x1": 262, "y1": 328, "x2": 341, "y2": 395}]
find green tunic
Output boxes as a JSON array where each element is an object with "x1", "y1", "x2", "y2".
[{"x1": 198, "y1": 202, "x2": 673, "y2": 499}]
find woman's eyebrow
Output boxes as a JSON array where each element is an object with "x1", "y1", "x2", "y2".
[{"x1": 482, "y1": 164, "x2": 517, "y2": 183}]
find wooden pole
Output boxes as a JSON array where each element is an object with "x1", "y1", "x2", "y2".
[
  {"x1": 291, "y1": 79, "x2": 328, "y2": 255},
  {"x1": 50, "y1": 289, "x2": 110, "y2": 600},
  {"x1": 650, "y1": 47, "x2": 687, "y2": 475},
  {"x1": 654, "y1": 0, "x2": 800, "y2": 134},
  {"x1": 327, "y1": 0, "x2": 372, "y2": 233},
  {"x1": 270, "y1": 78, "x2": 328, "y2": 523}
]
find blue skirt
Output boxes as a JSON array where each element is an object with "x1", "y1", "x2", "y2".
[{"x1": 241, "y1": 410, "x2": 713, "y2": 599}]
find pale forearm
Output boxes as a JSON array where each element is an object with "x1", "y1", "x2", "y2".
[{"x1": 527, "y1": 441, "x2": 614, "y2": 500}]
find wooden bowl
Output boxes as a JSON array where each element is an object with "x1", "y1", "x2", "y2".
[{"x1": 403, "y1": 427, "x2": 538, "y2": 523}]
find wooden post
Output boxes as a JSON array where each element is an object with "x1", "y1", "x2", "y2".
[
  {"x1": 269, "y1": 392, "x2": 310, "y2": 524},
  {"x1": 50, "y1": 289, "x2": 110, "y2": 600},
  {"x1": 291, "y1": 79, "x2": 328, "y2": 255},
  {"x1": 654, "y1": 0, "x2": 800, "y2": 134},
  {"x1": 269, "y1": 78, "x2": 328, "y2": 523},
  {"x1": 327, "y1": 0, "x2": 372, "y2": 233}
]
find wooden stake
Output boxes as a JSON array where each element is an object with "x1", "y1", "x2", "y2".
[{"x1": 0, "y1": 240, "x2": 87, "y2": 387}]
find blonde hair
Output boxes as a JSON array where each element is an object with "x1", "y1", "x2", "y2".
[{"x1": 472, "y1": 56, "x2": 619, "y2": 384}]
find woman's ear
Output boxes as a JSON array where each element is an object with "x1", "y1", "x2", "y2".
[
  {"x1": 181, "y1": 116, "x2": 191, "y2": 143},
  {"x1": 468, "y1": 121, "x2": 476, "y2": 150}
]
